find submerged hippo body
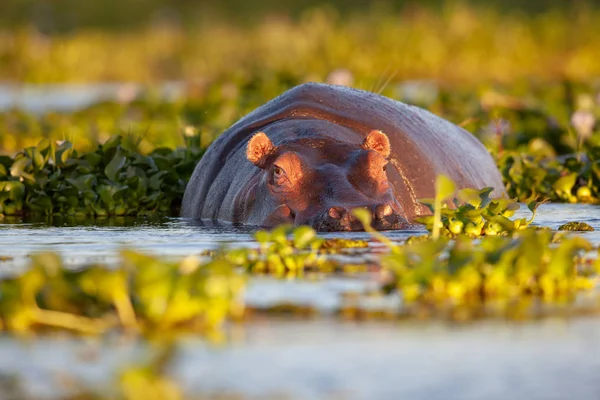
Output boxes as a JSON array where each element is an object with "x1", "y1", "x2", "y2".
[{"x1": 182, "y1": 83, "x2": 505, "y2": 231}]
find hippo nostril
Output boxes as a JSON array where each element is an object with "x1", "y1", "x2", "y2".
[
  {"x1": 328, "y1": 206, "x2": 346, "y2": 219},
  {"x1": 375, "y1": 204, "x2": 393, "y2": 219}
]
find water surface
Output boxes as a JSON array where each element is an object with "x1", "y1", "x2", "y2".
[{"x1": 1, "y1": 203, "x2": 600, "y2": 399}]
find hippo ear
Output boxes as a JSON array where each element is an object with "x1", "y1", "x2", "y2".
[
  {"x1": 362, "y1": 130, "x2": 391, "y2": 158},
  {"x1": 247, "y1": 132, "x2": 275, "y2": 168}
]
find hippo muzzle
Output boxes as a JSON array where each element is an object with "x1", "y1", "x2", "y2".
[{"x1": 304, "y1": 203, "x2": 407, "y2": 232}]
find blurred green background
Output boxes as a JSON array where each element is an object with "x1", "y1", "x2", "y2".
[
  {"x1": 0, "y1": 0, "x2": 599, "y2": 160},
  {"x1": 1, "y1": 0, "x2": 596, "y2": 32},
  {"x1": 1, "y1": 0, "x2": 600, "y2": 83}
]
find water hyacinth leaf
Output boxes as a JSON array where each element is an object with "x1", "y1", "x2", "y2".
[
  {"x1": 36, "y1": 138, "x2": 51, "y2": 155},
  {"x1": 152, "y1": 156, "x2": 172, "y2": 171},
  {"x1": 526, "y1": 199, "x2": 548, "y2": 224},
  {"x1": 97, "y1": 184, "x2": 118, "y2": 206},
  {"x1": 54, "y1": 141, "x2": 72, "y2": 161},
  {"x1": 502, "y1": 201, "x2": 521, "y2": 217},
  {"x1": 478, "y1": 187, "x2": 495, "y2": 207},
  {"x1": 293, "y1": 226, "x2": 318, "y2": 249},
  {"x1": 458, "y1": 188, "x2": 483, "y2": 207},
  {"x1": 31, "y1": 148, "x2": 45, "y2": 169},
  {"x1": 270, "y1": 224, "x2": 292, "y2": 246},
  {"x1": 60, "y1": 147, "x2": 74, "y2": 165},
  {"x1": 102, "y1": 135, "x2": 122, "y2": 152},
  {"x1": 483, "y1": 214, "x2": 515, "y2": 232},
  {"x1": 149, "y1": 171, "x2": 169, "y2": 190},
  {"x1": 105, "y1": 148, "x2": 127, "y2": 181},
  {"x1": 133, "y1": 154, "x2": 157, "y2": 170},
  {"x1": 254, "y1": 230, "x2": 270, "y2": 245},
  {"x1": 6, "y1": 182, "x2": 25, "y2": 200},
  {"x1": 66, "y1": 174, "x2": 97, "y2": 192},
  {"x1": 83, "y1": 152, "x2": 103, "y2": 168},
  {"x1": 28, "y1": 195, "x2": 53, "y2": 212},
  {"x1": 487, "y1": 199, "x2": 511, "y2": 215},
  {"x1": 112, "y1": 185, "x2": 131, "y2": 201},
  {"x1": 10, "y1": 157, "x2": 31, "y2": 178},
  {"x1": 552, "y1": 173, "x2": 578, "y2": 196},
  {"x1": 462, "y1": 208, "x2": 484, "y2": 219}
]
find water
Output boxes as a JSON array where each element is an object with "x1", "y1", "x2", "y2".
[
  {"x1": 1, "y1": 203, "x2": 600, "y2": 399},
  {"x1": 0, "y1": 82, "x2": 185, "y2": 113}
]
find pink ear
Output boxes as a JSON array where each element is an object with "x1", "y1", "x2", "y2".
[
  {"x1": 362, "y1": 130, "x2": 391, "y2": 157},
  {"x1": 247, "y1": 132, "x2": 275, "y2": 168}
]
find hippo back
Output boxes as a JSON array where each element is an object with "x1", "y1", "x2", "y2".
[{"x1": 181, "y1": 82, "x2": 504, "y2": 220}]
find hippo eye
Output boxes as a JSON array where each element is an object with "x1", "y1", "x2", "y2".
[{"x1": 273, "y1": 165, "x2": 284, "y2": 178}]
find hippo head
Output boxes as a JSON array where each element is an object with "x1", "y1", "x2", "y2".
[{"x1": 245, "y1": 129, "x2": 407, "y2": 231}]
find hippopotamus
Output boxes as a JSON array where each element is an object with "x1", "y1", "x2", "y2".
[{"x1": 181, "y1": 82, "x2": 505, "y2": 231}]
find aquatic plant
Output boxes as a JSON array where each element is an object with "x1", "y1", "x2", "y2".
[
  {"x1": 559, "y1": 221, "x2": 595, "y2": 231},
  {"x1": 414, "y1": 175, "x2": 545, "y2": 237},
  {"x1": 498, "y1": 147, "x2": 600, "y2": 204},
  {"x1": 224, "y1": 225, "x2": 369, "y2": 277},
  {"x1": 0, "y1": 135, "x2": 203, "y2": 218},
  {"x1": 380, "y1": 230, "x2": 599, "y2": 309},
  {"x1": 2, "y1": 219, "x2": 600, "y2": 337},
  {"x1": 0, "y1": 250, "x2": 245, "y2": 337},
  {"x1": 353, "y1": 208, "x2": 600, "y2": 317}
]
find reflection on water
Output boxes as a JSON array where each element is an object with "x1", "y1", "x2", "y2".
[
  {"x1": 0, "y1": 82, "x2": 185, "y2": 113},
  {"x1": 1, "y1": 203, "x2": 600, "y2": 399}
]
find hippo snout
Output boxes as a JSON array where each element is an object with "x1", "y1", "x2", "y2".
[{"x1": 307, "y1": 203, "x2": 407, "y2": 232}]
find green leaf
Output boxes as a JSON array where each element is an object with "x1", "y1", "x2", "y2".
[
  {"x1": 293, "y1": 226, "x2": 317, "y2": 249},
  {"x1": 28, "y1": 195, "x2": 53, "y2": 212},
  {"x1": 102, "y1": 135, "x2": 122, "y2": 152},
  {"x1": 552, "y1": 173, "x2": 577, "y2": 196},
  {"x1": 10, "y1": 157, "x2": 31, "y2": 178},
  {"x1": 105, "y1": 148, "x2": 127, "y2": 181},
  {"x1": 457, "y1": 188, "x2": 482, "y2": 207}
]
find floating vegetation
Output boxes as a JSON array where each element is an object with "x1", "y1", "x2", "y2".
[
  {"x1": 223, "y1": 225, "x2": 359, "y2": 276},
  {"x1": 415, "y1": 175, "x2": 546, "y2": 237},
  {"x1": 320, "y1": 238, "x2": 370, "y2": 251},
  {"x1": 381, "y1": 230, "x2": 598, "y2": 305},
  {"x1": 352, "y1": 208, "x2": 600, "y2": 319},
  {"x1": 559, "y1": 222, "x2": 595, "y2": 231},
  {"x1": 2, "y1": 220, "x2": 600, "y2": 336},
  {"x1": 0, "y1": 135, "x2": 203, "y2": 218},
  {"x1": 498, "y1": 148, "x2": 600, "y2": 204},
  {"x1": 0, "y1": 250, "x2": 245, "y2": 337}
]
